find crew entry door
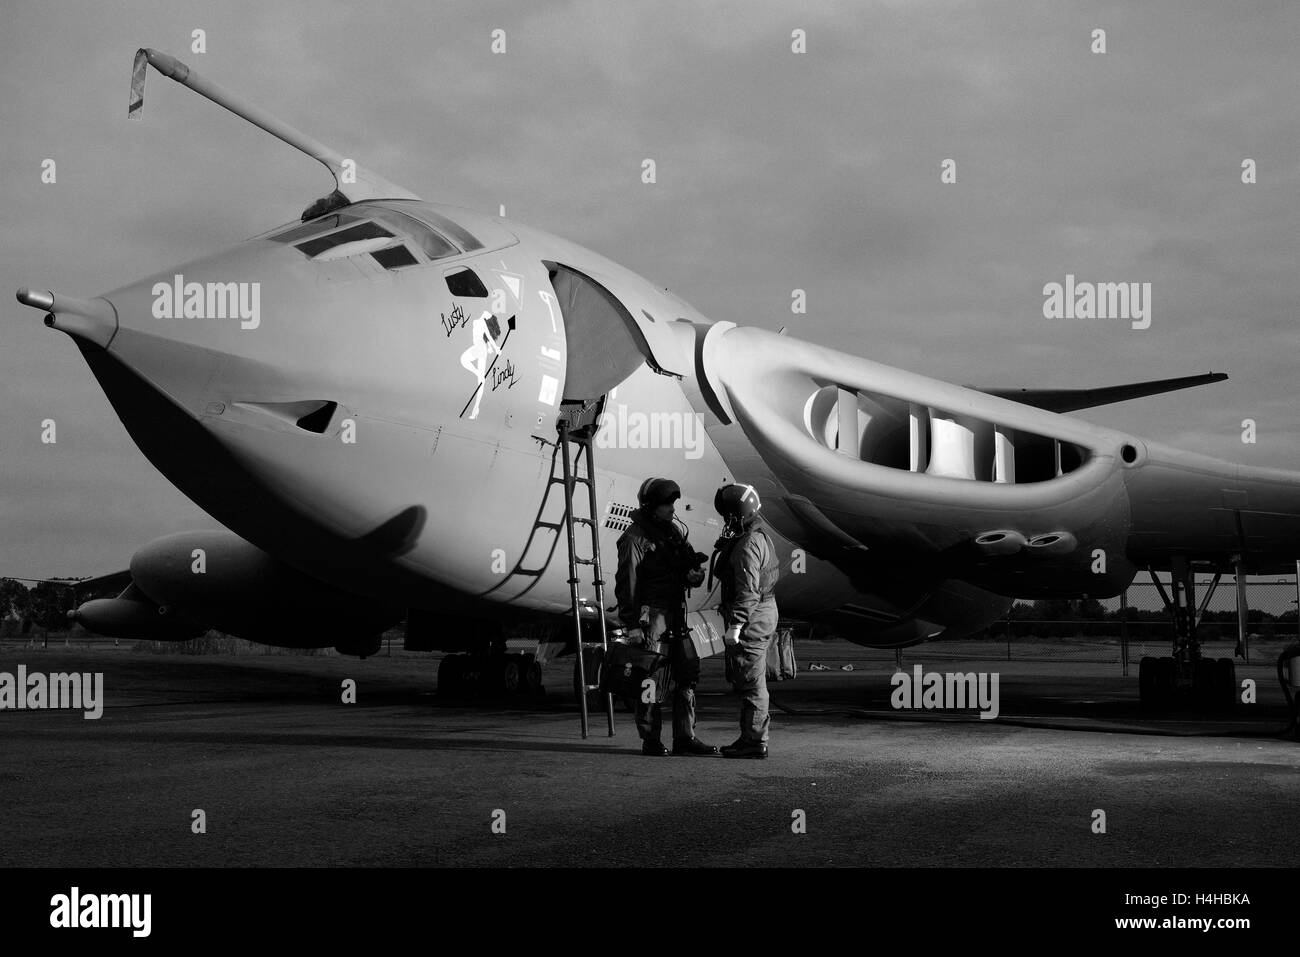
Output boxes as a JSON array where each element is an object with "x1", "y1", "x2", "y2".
[{"x1": 545, "y1": 262, "x2": 687, "y2": 406}]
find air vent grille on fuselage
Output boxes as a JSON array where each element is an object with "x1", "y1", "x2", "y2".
[{"x1": 605, "y1": 502, "x2": 635, "y2": 532}]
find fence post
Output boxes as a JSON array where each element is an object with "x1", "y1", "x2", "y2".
[
  {"x1": 1234, "y1": 559, "x2": 1249, "y2": 665},
  {"x1": 1120, "y1": 589, "x2": 1129, "y2": 677}
]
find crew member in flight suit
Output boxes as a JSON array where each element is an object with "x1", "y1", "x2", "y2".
[
  {"x1": 712, "y1": 484, "x2": 781, "y2": 759},
  {"x1": 614, "y1": 477, "x2": 716, "y2": 757}
]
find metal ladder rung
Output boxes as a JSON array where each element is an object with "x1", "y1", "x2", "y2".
[{"x1": 558, "y1": 418, "x2": 613, "y2": 740}]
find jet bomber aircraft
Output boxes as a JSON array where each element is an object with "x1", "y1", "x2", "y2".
[{"x1": 18, "y1": 49, "x2": 1299, "y2": 717}]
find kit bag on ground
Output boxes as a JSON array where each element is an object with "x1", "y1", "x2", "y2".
[
  {"x1": 598, "y1": 641, "x2": 668, "y2": 702},
  {"x1": 766, "y1": 627, "x2": 797, "y2": 681}
]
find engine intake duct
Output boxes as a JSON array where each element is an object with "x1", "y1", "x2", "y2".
[
  {"x1": 803, "y1": 383, "x2": 1088, "y2": 484},
  {"x1": 704, "y1": 325, "x2": 1126, "y2": 553}
]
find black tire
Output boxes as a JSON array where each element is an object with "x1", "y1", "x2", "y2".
[
  {"x1": 1139, "y1": 656, "x2": 1157, "y2": 709},
  {"x1": 502, "y1": 655, "x2": 522, "y2": 694},
  {"x1": 437, "y1": 654, "x2": 463, "y2": 697},
  {"x1": 460, "y1": 657, "x2": 483, "y2": 690},
  {"x1": 520, "y1": 657, "x2": 543, "y2": 695},
  {"x1": 1191, "y1": 658, "x2": 1215, "y2": 711},
  {"x1": 1154, "y1": 656, "x2": 1176, "y2": 707},
  {"x1": 1214, "y1": 657, "x2": 1237, "y2": 712}
]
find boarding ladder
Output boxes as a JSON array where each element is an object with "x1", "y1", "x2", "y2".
[{"x1": 557, "y1": 400, "x2": 616, "y2": 738}]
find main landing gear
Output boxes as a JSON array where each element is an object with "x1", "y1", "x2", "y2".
[
  {"x1": 437, "y1": 648, "x2": 544, "y2": 698},
  {"x1": 1138, "y1": 653, "x2": 1236, "y2": 712},
  {"x1": 1138, "y1": 557, "x2": 1237, "y2": 712}
]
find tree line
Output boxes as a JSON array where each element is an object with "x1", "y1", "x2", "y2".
[
  {"x1": 0, "y1": 578, "x2": 82, "y2": 635},
  {"x1": 979, "y1": 598, "x2": 1299, "y2": 641}
]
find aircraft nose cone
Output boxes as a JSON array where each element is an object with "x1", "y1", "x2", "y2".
[{"x1": 16, "y1": 287, "x2": 118, "y2": 348}]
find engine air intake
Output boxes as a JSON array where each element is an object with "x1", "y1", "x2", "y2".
[{"x1": 802, "y1": 383, "x2": 1090, "y2": 483}]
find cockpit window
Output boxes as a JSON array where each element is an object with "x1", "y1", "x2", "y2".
[
  {"x1": 400, "y1": 225, "x2": 457, "y2": 261},
  {"x1": 265, "y1": 203, "x2": 481, "y2": 271},
  {"x1": 412, "y1": 208, "x2": 483, "y2": 253},
  {"x1": 267, "y1": 212, "x2": 361, "y2": 244},
  {"x1": 445, "y1": 266, "x2": 489, "y2": 297},
  {"x1": 372, "y1": 245, "x2": 419, "y2": 269},
  {"x1": 297, "y1": 221, "x2": 394, "y2": 258},
  {"x1": 357, "y1": 206, "x2": 459, "y2": 260}
]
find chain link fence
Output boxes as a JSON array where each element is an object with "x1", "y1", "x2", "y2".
[
  {"x1": 973, "y1": 576, "x2": 1300, "y2": 669},
  {"x1": 6, "y1": 574, "x2": 1300, "y2": 671}
]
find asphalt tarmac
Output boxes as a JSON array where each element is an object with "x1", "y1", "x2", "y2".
[{"x1": 1, "y1": 640, "x2": 1297, "y2": 867}]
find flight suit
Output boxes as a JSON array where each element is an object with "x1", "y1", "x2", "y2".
[
  {"x1": 614, "y1": 509, "x2": 704, "y2": 745},
  {"x1": 717, "y1": 516, "x2": 781, "y2": 744}
]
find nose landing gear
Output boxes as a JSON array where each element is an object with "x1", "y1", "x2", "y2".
[{"x1": 437, "y1": 650, "x2": 545, "y2": 699}]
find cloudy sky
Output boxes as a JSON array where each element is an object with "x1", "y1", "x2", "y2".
[{"x1": 2, "y1": 0, "x2": 1297, "y2": 577}]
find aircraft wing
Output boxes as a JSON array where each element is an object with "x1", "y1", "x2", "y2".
[
  {"x1": 10, "y1": 571, "x2": 132, "y2": 597},
  {"x1": 71, "y1": 569, "x2": 134, "y2": 597},
  {"x1": 975, "y1": 372, "x2": 1227, "y2": 413},
  {"x1": 700, "y1": 322, "x2": 1300, "y2": 612}
]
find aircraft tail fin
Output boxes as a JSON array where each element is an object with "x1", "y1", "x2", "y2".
[
  {"x1": 975, "y1": 372, "x2": 1228, "y2": 413},
  {"x1": 127, "y1": 48, "x2": 421, "y2": 212}
]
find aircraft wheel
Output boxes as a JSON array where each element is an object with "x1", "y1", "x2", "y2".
[
  {"x1": 1138, "y1": 656, "x2": 1157, "y2": 709},
  {"x1": 473, "y1": 656, "x2": 501, "y2": 693},
  {"x1": 1191, "y1": 658, "x2": 1215, "y2": 711},
  {"x1": 1153, "y1": 657, "x2": 1176, "y2": 708},
  {"x1": 460, "y1": 657, "x2": 484, "y2": 690},
  {"x1": 520, "y1": 656, "x2": 543, "y2": 695},
  {"x1": 502, "y1": 655, "x2": 522, "y2": 694},
  {"x1": 1214, "y1": 657, "x2": 1237, "y2": 711},
  {"x1": 438, "y1": 655, "x2": 464, "y2": 696}
]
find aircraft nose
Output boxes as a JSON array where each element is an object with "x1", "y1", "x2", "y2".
[
  {"x1": 73, "y1": 243, "x2": 281, "y2": 417},
  {"x1": 16, "y1": 287, "x2": 118, "y2": 349}
]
